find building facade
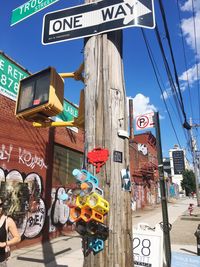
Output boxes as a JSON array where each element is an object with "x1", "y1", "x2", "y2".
[
  {"x1": 0, "y1": 52, "x2": 84, "y2": 249},
  {"x1": 129, "y1": 132, "x2": 159, "y2": 210}
]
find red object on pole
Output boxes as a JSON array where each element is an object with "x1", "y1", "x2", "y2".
[
  {"x1": 188, "y1": 203, "x2": 194, "y2": 216},
  {"x1": 87, "y1": 148, "x2": 109, "y2": 173}
]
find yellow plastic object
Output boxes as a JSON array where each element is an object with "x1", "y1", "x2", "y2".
[
  {"x1": 69, "y1": 207, "x2": 81, "y2": 222},
  {"x1": 76, "y1": 195, "x2": 88, "y2": 208},
  {"x1": 87, "y1": 193, "x2": 109, "y2": 215},
  {"x1": 33, "y1": 120, "x2": 75, "y2": 128},
  {"x1": 15, "y1": 67, "x2": 64, "y2": 122}
]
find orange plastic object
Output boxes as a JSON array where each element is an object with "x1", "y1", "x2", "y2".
[
  {"x1": 69, "y1": 207, "x2": 81, "y2": 222},
  {"x1": 80, "y1": 207, "x2": 92, "y2": 222},
  {"x1": 81, "y1": 182, "x2": 90, "y2": 190},
  {"x1": 91, "y1": 210, "x2": 104, "y2": 223},
  {"x1": 80, "y1": 207, "x2": 104, "y2": 223}
]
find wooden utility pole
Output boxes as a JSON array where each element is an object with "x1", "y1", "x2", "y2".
[{"x1": 83, "y1": 6, "x2": 133, "y2": 267}]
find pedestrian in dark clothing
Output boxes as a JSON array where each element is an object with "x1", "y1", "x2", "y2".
[{"x1": 0, "y1": 198, "x2": 21, "y2": 266}]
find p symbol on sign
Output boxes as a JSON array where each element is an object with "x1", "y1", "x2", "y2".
[{"x1": 137, "y1": 115, "x2": 149, "y2": 129}]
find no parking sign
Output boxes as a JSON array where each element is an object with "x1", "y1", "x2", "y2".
[{"x1": 135, "y1": 112, "x2": 155, "y2": 130}]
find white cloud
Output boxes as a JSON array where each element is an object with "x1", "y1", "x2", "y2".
[
  {"x1": 179, "y1": 63, "x2": 200, "y2": 84},
  {"x1": 180, "y1": 1, "x2": 200, "y2": 54},
  {"x1": 161, "y1": 61, "x2": 200, "y2": 99},
  {"x1": 181, "y1": 13, "x2": 200, "y2": 52},
  {"x1": 180, "y1": 0, "x2": 200, "y2": 12},
  {"x1": 161, "y1": 88, "x2": 173, "y2": 100},
  {"x1": 128, "y1": 93, "x2": 157, "y2": 117}
]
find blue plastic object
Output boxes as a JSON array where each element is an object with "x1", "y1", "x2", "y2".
[
  {"x1": 72, "y1": 169, "x2": 99, "y2": 186},
  {"x1": 89, "y1": 238, "x2": 104, "y2": 254}
]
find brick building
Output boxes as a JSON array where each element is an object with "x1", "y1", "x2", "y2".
[
  {"x1": 0, "y1": 52, "x2": 84, "y2": 248},
  {"x1": 129, "y1": 132, "x2": 159, "y2": 210}
]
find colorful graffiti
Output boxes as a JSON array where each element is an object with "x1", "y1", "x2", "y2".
[
  {"x1": 0, "y1": 168, "x2": 46, "y2": 238},
  {"x1": 0, "y1": 167, "x2": 88, "y2": 240}
]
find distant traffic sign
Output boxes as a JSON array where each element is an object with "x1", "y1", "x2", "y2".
[
  {"x1": 135, "y1": 112, "x2": 154, "y2": 130},
  {"x1": 42, "y1": 0, "x2": 155, "y2": 44},
  {"x1": 11, "y1": 0, "x2": 59, "y2": 26}
]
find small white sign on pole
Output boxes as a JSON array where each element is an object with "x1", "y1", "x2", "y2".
[
  {"x1": 133, "y1": 223, "x2": 163, "y2": 267},
  {"x1": 135, "y1": 112, "x2": 155, "y2": 130}
]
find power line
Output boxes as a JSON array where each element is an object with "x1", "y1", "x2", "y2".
[
  {"x1": 154, "y1": 27, "x2": 190, "y2": 146},
  {"x1": 158, "y1": 0, "x2": 189, "y2": 127},
  {"x1": 191, "y1": 0, "x2": 200, "y2": 124},
  {"x1": 141, "y1": 28, "x2": 182, "y2": 148},
  {"x1": 176, "y1": 0, "x2": 194, "y2": 119}
]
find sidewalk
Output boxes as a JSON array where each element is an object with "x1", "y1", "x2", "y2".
[
  {"x1": 7, "y1": 234, "x2": 84, "y2": 267},
  {"x1": 7, "y1": 197, "x2": 200, "y2": 267},
  {"x1": 170, "y1": 204, "x2": 200, "y2": 254}
]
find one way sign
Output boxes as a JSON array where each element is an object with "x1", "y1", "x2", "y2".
[{"x1": 42, "y1": 0, "x2": 155, "y2": 44}]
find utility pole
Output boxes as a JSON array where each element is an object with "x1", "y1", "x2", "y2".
[
  {"x1": 83, "y1": 3, "x2": 133, "y2": 267},
  {"x1": 154, "y1": 112, "x2": 171, "y2": 267},
  {"x1": 190, "y1": 118, "x2": 200, "y2": 206}
]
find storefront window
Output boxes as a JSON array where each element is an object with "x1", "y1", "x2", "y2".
[{"x1": 52, "y1": 144, "x2": 83, "y2": 186}]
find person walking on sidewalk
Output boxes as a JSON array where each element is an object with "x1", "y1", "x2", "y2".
[{"x1": 0, "y1": 198, "x2": 21, "y2": 267}]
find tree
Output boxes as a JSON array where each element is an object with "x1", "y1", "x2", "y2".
[{"x1": 181, "y1": 170, "x2": 196, "y2": 196}]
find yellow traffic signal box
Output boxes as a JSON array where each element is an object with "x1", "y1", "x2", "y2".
[{"x1": 15, "y1": 67, "x2": 64, "y2": 122}]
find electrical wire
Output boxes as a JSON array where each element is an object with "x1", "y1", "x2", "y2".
[
  {"x1": 176, "y1": 0, "x2": 194, "y2": 119},
  {"x1": 154, "y1": 26, "x2": 191, "y2": 150},
  {"x1": 191, "y1": 0, "x2": 200, "y2": 134},
  {"x1": 158, "y1": 0, "x2": 189, "y2": 126},
  {"x1": 141, "y1": 29, "x2": 182, "y2": 148}
]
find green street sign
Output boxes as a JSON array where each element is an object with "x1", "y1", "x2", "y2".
[
  {"x1": 0, "y1": 52, "x2": 29, "y2": 101},
  {"x1": 57, "y1": 100, "x2": 78, "y2": 122},
  {"x1": 11, "y1": 0, "x2": 59, "y2": 26}
]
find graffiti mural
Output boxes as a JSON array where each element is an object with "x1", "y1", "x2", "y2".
[
  {"x1": 0, "y1": 143, "x2": 47, "y2": 170},
  {"x1": 0, "y1": 167, "x2": 46, "y2": 238},
  {"x1": 18, "y1": 147, "x2": 47, "y2": 170},
  {"x1": 51, "y1": 187, "x2": 70, "y2": 226},
  {"x1": 0, "y1": 144, "x2": 13, "y2": 162}
]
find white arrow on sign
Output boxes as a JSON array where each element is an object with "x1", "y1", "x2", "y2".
[
  {"x1": 49, "y1": 0, "x2": 152, "y2": 35},
  {"x1": 123, "y1": 0, "x2": 152, "y2": 24},
  {"x1": 42, "y1": 0, "x2": 155, "y2": 44}
]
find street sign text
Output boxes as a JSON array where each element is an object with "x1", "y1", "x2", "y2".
[
  {"x1": 42, "y1": 0, "x2": 155, "y2": 44},
  {"x1": 11, "y1": 0, "x2": 59, "y2": 26},
  {"x1": 0, "y1": 52, "x2": 29, "y2": 101}
]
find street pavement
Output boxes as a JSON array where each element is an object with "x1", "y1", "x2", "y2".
[{"x1": 7, "y1": 197, "x2": 200, "y2": 267}]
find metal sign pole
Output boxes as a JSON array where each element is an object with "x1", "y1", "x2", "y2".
[{"x1": 154, "y1": 111, "x2": 171, "y2": 267}]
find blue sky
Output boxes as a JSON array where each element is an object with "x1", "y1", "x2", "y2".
[{"x1": 1, "y1": 0, "x2": 200, "y2": 159}]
